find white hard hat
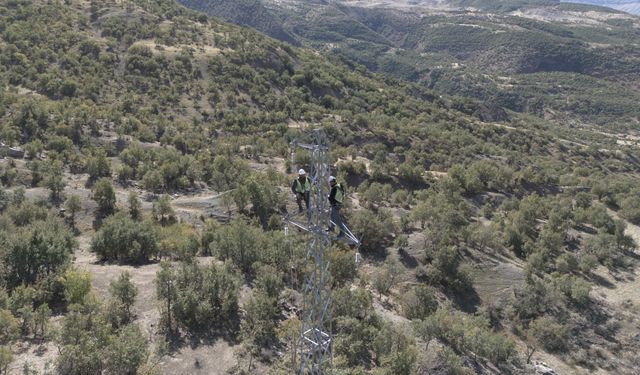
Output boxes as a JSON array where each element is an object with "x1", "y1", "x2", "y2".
[
  {"x1": 329, "y1": 176, "x2": 336, "y2": 182},
  {"x1": 298, "y1": 169, "x2": 306, "y2": 175}
]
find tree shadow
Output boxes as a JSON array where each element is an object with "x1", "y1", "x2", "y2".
[
  {"x1": 163, "y1": 324, "x2": 240, "y2": 355},
  {"x1": 445, "y1": 286, "x2": 482, "y2": 314},
  {"x1": 584, "y1": 272, "x2": 615, "y2": 289},
  {"x1": 398, "y1": 247, "x2": 419, "y2": 269}
]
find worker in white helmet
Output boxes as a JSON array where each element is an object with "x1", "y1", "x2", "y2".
[{"x1": 291, "y1": 168, "x2": 311, "y2": 213}]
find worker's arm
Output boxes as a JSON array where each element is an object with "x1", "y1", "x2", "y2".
[{"x1": 291, "y1": 180, "x2": 298, "y2": 194}]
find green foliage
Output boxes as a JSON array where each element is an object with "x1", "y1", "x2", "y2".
[
  {"x1": 233, "y1": 172, "x2": 284, "y2": 226},
  {"x1": 419, "y1": 246, "x2": 471, "y2": 291},
  {"x1": 0, "y1": 214, "x2": 76, "y2": 288},
  {"x1": 127, "y1": 192, "x2": 142, "y2": 221},
  {"x1": 0, "y1": 346, "x2": 12, "y2": 375},
  {"x1": 57, "y1": 305, "x2": 148, "y2": 375},
  {"x1": 419, "y1": 305, "x2": 516, "y2": 366},
  {"x1": 439, "y1": 347, "x2": 471, "y2": 375},
  {"x1": 254, "y1": 264, "x2": 283, "y2": 299},
  {"x1": 584, "y1": 232, "x2": 624, "y2": 268},
  {"x1": 62, "y1": 269, "x2": 92, "y2": 306},
  {"x1": 91, "y1": 213, "x2": 159, "y2": 264},
  {"x1": 65, "y1": 194, "x2": 82, "y2": 227},
  {"x1": 401, "y1": 285, "x2": 438, "y2": 320},
  {"x1": 86, "y1": 151, "x2": 111, "y2": 182},
  {"x1": 208, "y1": 219, "x2": 263, "y2": 273},
  {"x1": 0, "y1": 310, "x2": 18, "y2": 345},
  {"x1": 152, "y1": 195, "x2": 175, "y2": 225},
  {"x1": 108, "y1": 272, "x2": 138, "y2": 325},
  {"x1": 372, "y1": 325, "x2": 418, "y2": 374},
  {"x1": 330, "y1": 247, "x2": 356, "y2": 286},
  {"x1": 158, "y1": 223, "x2": 199, "y2": 260},
  {"x1": 103, "y1": 325, "x2": 148, "y2": 374},
  {"x1": 528, "y1": 316, "x2": 569, "y2": 353},
  {"x1": 511, "y1": 276, "x2": 552, "y2": 321},
  {"x1": 155, "y1": 261, "x2": 241, "y2": 334},
  {"x1": 92, "y1": 178, "x2": 116, "y2": 215},
  {"x1": 43, "y1": 159, "x2": 66, "y2": 201},
  {"x1": 332, "y1": 286, "x2": 374, "y2": 321},
  {"x1": 620, "y1": 196, "x2": 640, "y2": 225},
  {"x1": 242, "y1": 291, "x2": 279, "y2": 347},
  {"x1": 349, "y1": 210, "x2": 388, "y2": 253}
]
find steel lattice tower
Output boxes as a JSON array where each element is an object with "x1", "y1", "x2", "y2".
[{"x1": 287, "y1": 129, "x2": 333, "y2": 374}]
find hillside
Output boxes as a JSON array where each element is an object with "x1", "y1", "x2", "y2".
[
  {"x1": 2, "y1": 0, "x2": 640, "y2": 374},
  {"x1": 181, "y1": 0, "x2": 640, "y2": 130},
  {"x1": 564, "y1": 0, "x2": 640, "y2": 15}
]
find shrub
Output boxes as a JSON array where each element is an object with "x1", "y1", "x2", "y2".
[
  {"x1": 158, "y1": 223, "x2": 198, "y2": 260},
  {"x1": 349, "y1": 210, "x2": 386, "y2": 253},
  {"x1": 401, "y1": 285, "x2": 438, "y2": 320},
  {"x1": 156, "y1": 261, "x2": 241, "y2": 333},
  {"x1": 1, "y1": 216, "x2": 76, "y2": 288},
  {"x1": 92, "y1": 178, "x2": 116, "y2": 215},
  {"x1": 620, "y1": 196, "x2": 640, "y2": 225},
  {"x1": 208, "y1": 219, "x2": 263, "y2": 273},
  {"x1": 91, "y1": 213, "x2": 158, "y2": 263},
  {"x1": 529, "y1": 316, "x2": 569, "y2": 352}
]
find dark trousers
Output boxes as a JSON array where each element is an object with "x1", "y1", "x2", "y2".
[
  {"x1": 296, "y1": 192, "x2": 310, "y2": 211},
  {"x1": 330, "y1": 204, "x2": 346, "y2": 235}
]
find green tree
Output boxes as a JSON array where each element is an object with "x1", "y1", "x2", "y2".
[
  {"x1": 402, "y1": 285, "x2": 438, "y2": 320},
  {"x1": 1, "y1": 217, "x2": 76, "y2": 288},
  {"x1": 109, "y1": 272, "x2": 137, "y2": 324},
  {"x1": 86, "y1": 151, "x2": 111, "y2": 181},
  {"x1": 44, "y1": 160, "x2": 66, "y2": 202},
  {"x1": 254, "y1": 264, "x2": 283, "y2": 299},
  {"x1": 33, "y1": 303, "x2": 51, "y2": 340},
  {"x1": 142, "y1": 170, "x2": 163, "y2": 192},
  {"x1": 128, "y1": 192, "x2": 142, "y2": 221},
  {"x1": 620, "y1": 196, "x2": 640, "y2": 225},
  {"x1": 209, "y1": 219, "x2": 263, "y2": 273},
  {"x1": 0, "y1": 310, "x2": 18, "y2": 345},
  {"x1": 103, "y1": 325, "x2": 148, "y2": 374},
  {"x1": 373, "y1": 258, "x2": 403, "y2": 297},
  {"x1": 65, "y1": 194, "x2": 82, "y2": 229},
  {"x1": 155, "y1": 261, "x2": 241, "y2": 334},
  {"x1": 277, "y1": 317, "x2": 301, "y2": 369},
  {"x1": 62, "y1": 269, "x2": 92, "y2": 306},
  {"x1": 414, "y1": 316, "x2": 438, "y2": 352},
  {"x1": 0, "y1": 346, "x2": 12, "y2": 375},
  {"x1": 90, "y1": 213, "x2": 158, "y2": 264},
  {"x1": 528, "y1": 316, "x2": 569, "y2": 353},
  {"x1": 158, "y1": 223, "x2": 199, "y2": 260},
  {"x1": 152, "y1": 195, "x2": 175, "y2": 225},
  {"x1": 155, "y1": 262, "x2": 176, "y2": 335},
  {"x1": 92, "y1": 178, "x2": 116, "y2": 215},
  {"x1": 349, "y1": 210, "x2": 387, "y2": 253},
  {"x1": 373, "y1": 325, "x2": 417, "y2": 374},
  {"x1": 242, "y1": 292, "x2": 278, "y2": 347}
]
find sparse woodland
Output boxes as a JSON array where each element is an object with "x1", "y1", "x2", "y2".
[{"x1": 0, "y1": 0, "x2": 640, "y2": 374}]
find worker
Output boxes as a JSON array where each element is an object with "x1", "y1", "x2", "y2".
[
  {"x1": 291, "y1": 168, "x2": 311, "y2": 213},
  {"x1": 328, "y1": 176, "x2": 346, "y2": 238}
]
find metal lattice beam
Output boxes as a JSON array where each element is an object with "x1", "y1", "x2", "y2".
[{"x1": 288, "y1": 129, "x2": 333, "y2": 374}]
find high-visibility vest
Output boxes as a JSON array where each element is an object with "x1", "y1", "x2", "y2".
[
  {"x1": 294, "y1": 178, "x2": 311, "y2": 193},
  {"x1": 334, "y1": 184, "x2": 344, "y2": 204}
]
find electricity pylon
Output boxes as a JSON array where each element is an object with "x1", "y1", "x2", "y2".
[{"x1": 285, "y1": 129, "x2": 333, "y2": 374}]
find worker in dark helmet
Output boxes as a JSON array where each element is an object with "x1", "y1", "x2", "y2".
[
  {"x1": 328, "y1": 176, "x2": 346, "y2": 238},
  {"x1": 291, "y1": 168, "x2": 311, "y2": 213}
]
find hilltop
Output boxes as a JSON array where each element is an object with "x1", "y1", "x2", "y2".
[
  {"x1": 564, "y1": 0, "x2": 640, "y2": 15},
  {"x1": 1, "y1": 0, "x2": 640, "y2": 374}
]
